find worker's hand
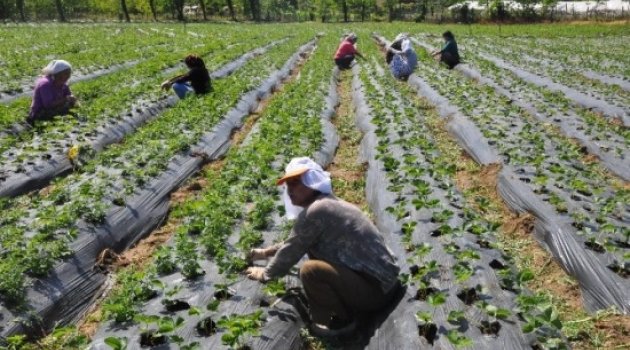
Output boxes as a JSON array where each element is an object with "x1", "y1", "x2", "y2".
[
  {"x1": 67, "y1": 95, "x2": 78, "y2": 106},
  {"x1": 245, "y1": 267, "x2": 267, "y2": 281},
  {"x1": 247, "y1": 248, "x2": 268, "y2": 262}
]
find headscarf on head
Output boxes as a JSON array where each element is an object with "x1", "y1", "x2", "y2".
[
  {"x1": 277, "y1": 157, "x2": 332, "y2": 218},
  {"x1": 42, "y1": 60, "x2": 72, "y2": 76},
  {"x1": 345, "y1": 33, "x2": 358, "y2": 43},
  {"x1": 394, "y1": 33, "x2": 408, "y2": 43}
]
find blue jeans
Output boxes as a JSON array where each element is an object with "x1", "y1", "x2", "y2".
[{"x1": 172, "y1": 82, "x2": 194, "y2": 99}]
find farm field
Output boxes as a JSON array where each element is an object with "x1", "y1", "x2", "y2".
[{"x1": 0, "y1": 22, "x2": 628, "y2": 350}]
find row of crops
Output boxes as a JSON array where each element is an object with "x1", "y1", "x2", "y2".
[
  {"x1": 392, "y1": 33, "x2": 629, "y2": 310},
  {"x1": 0, "y1": 22, "x2": 628, "y2": 349},
  {"x1": 0, "y1": 24, "x2": 225, "y2": 99}
]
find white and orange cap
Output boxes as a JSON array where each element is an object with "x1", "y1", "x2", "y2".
[{"x1": 277, "y1": 157, "x2": 332, "y2": 194}]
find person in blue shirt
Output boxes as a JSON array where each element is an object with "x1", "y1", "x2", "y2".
[
  {"x1": 386, "y1": 33, "x2": 417, "y2": 81},
  {"x1": 432, "y1": 31, "x2": 460, "y2": 69}
]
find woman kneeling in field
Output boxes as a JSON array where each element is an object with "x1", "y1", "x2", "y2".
[
  {"x1": 28, "y1": 59, "x2": 79, "y2": 125},
  {"x1": 333, "y1": 33, "x2": 364, "y2": 70},
  {"x1": 386, "y1": 33, "x2": 418, "y2": 81},
  {"x1": 246, "y1": 157, "x2": 401, "y2": 337},
  {"x1": 432, "y1": 31, "x2": 461, "y2": 69}
]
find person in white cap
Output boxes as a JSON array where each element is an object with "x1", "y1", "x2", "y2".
[
  {"x1": 28, "y1": 59, "x2": 78, "y2": 125},
  {"x1": 246, "y1": 157, "x2": 400, "y2": 338},
  {"x1": 386, "y1": 33, "x2": 417, "y2": 81}
]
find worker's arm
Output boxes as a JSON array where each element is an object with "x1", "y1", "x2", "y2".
[
  {"x1": 388, "y1": 46, "x2": 402, "y2": 55},
  {"x1": 160, "y1": 73, "x2": 187, "y2": 90},
  {"x1": 248, "y1": 242, "x2": 283, "y2": 261},
  {"x1": 247, "y1": 210, "x2": 324, "y2": 281}
]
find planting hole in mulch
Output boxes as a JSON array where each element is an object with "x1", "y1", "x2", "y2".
[
  {"x1": 418, "y1": 322, "x2": 438, "y2": 345},
  {"x1": 457, "y1": 287, "x2": 479, "y2": 305},
  {"x1": 161, "y1": 298, "x2": 190, "y2": 312},
  {"x1": 489, "y1": 259, "x2": 507, "y2": 270},
  {"x1": 607, "y1": 262, "x2": 630, "y2": 278},
  {"x1": 613, "y1": 240, "x2": 630, "y2": 249},
  {"x1": 479, "y1": 320, "x2": 501, "y2": 336},
  {"x1": 259, "y1": 296, "x2": 271, "y2": 307},
  {"x1": 214, "y1": 288, "x2": 234, "y2": 300},
  {"x1": 186, "y1": 223, "x2": 203, "y2": 236},
  {"x1": 140, "y1": 330, "x2": 167, "y2": 347},
  {"x1": 196, "y1": 316, "x2": 217, "y2": 337},
  {"x1": 584, "y1": 241, "x2": 606, "y2": 253},
  {"x1": 477, "y1": 239, "x2": 492, "y2": 249},
  {"x1": 415, "y1": 287, "x2": 438, "y2": 301}
]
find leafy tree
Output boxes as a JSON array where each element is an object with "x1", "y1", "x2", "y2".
[
  {"x1": 174, "y1": 0, "x2": 184, "y2": 20},
  {"x1": 225, "y1": 0, "x2": 236, "y2": 19},
  {"x1": 120, "y1": 0, "x2": 130, "y2": 21},
  {"x1": 350, "y1": 0, "x2": 375, "y2": 21},
  {"x1": 198, "y1": 0, "x2": 208, "y2": 19},
  {"x1": 338, "y1": 0, "x2": 348, "y2": 21},
  {"x1": 54, "y1": 0, "x2": 66, "y2": 21},
  {"x1": 316, "y1": 0, "x2": 333, "y2": 21},
  {"x1": 16, "y1": 0, "x2": 25, "y2": 20},
  {"x1": 385, "y1": 0, "x2": 396, "y2": 21},
  {"x1": 148, "y1": 0, "x2": 157, "y2": 19}
]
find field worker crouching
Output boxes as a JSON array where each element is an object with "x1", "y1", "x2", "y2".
[
  {"x1": 333, "y1": 33, "x2": 364, "y2": 70},
  {"x1": 161, "y1": 54, "x2": 211, "y2": 99},
  {"x1": 246, "y1": 157, "x2": 401, "y2": 337},
  {"x1": 28, "y1": 59, "x2": 79, "y2": 125},
  {"x1": 386, "y1": 33, "x2": 418, "y2": 81},
  {"x1": 432, "y1": 30, "x2": 461, "y2": 69}
]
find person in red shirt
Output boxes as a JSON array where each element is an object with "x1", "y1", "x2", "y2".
[{"x1": 333, "y1": 33, "x2": 364, "y2": 70}]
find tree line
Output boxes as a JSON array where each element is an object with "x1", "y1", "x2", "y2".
[{"x1": 3, "y1": 0, "x2": 610, "y2": 23}]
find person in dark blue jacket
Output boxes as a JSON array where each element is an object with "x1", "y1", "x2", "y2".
[{"x1": 432, "y1": 31, "x2": 460, "y2": 69}]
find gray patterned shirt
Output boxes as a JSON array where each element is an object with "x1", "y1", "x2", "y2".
[{"x1": 264, "y1": 194, "x2": 400, "y2": 293}]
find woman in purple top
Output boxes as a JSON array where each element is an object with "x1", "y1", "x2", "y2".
[{"x1": 28, "y1": 59, "x2": 78, "y2": 125}]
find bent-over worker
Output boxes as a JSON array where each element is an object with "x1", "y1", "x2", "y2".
[
  {"x1": 432, "y1": 30, "x2": 460, "y2": 69},
  {"x1": 333, "y1": 33, "x2": 364, "y2": 70},
  {"x1": 246, "y1": 157, "x2": 400, "y2": 337},
  {"x1": 28, "y1": 59, "x2": 78, "y2": 125},
  {"x1": 387, "y1": 33, "x2": 418, "y2": 81},
  {"x1": 161, "y1": 54, "x2": 211, "y2": 99}
]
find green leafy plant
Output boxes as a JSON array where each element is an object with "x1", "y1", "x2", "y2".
[
  {"x1": 217, "y1": 310, "x2": 265, "y2": 349},
  {"x1": 104, "y1": 336, "x2": 128, "y2": 350},
  {"x1": 446, "y1": 329, "x2": 473, "y2": 348}
]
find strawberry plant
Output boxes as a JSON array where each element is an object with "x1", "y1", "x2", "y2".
[{"x1": 217, "y1": 310, "x2": 264, "y2": 349}]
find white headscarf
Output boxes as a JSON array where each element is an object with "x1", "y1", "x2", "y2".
[
  {"x1": 394, "y1": 33, "x2": 408, "y2": 42},
  {"x1": 42, "y1": 59, "x2": 72, "y2": 76},
  {"x1": 278, "y1": 157, "x2": 332, "y2": 218}
]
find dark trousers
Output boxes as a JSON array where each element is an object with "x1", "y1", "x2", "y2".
[
  {"x1": 334, "y1": 55, "x2": 355, "y2": 70},
  {"x1": 299, "y1": 259, "x2": 395, "y2": 325},
  {"x1": 27, "y1": 105, "x2": 72, "y2": 125},
  {"x1": 440, "y1": 52, "x2": 460, "y2": 69}
]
